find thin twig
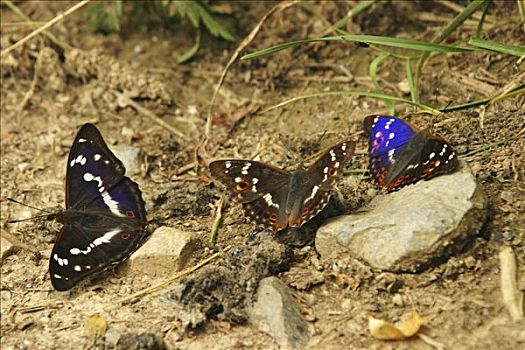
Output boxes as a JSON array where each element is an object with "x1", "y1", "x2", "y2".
[
  {"x1": 209, "y1": 195, "x2": 224, "y2": 244},
  {"x1": 3, "y1": 0, "x2": 73, "y2": 51},
  {"x1": 417, "y1": 333, "x2": 445, "y2": 350},
  {"x1": 116, "y1": 245, "x2": 231, "y2": 305},
  {"x1": 1, "y1": 0, "x2": 89, "y2": 57},
  {"x1": 204, "y1": 1, "x2": 298, "y2": 145},
  {"x1": 14, "y1": 48, "x2": 45, "y2": 120},
  {"x1": 499, "y1": 246, "x2": 524, "y2": 321},
  {"x1": 115, "y1": 92, "x2": 190, "y2": 142}
]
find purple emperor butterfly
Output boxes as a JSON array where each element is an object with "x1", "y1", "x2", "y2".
[
  {"x1": 49, "y1": 123, "x2": 148, "y2": 291},
  {"x1": 364, "y1": 115, "x2": 459, "y2": 191},
  {"x1": 209, "y1": 140, "x2": 355, "y2": 233}
]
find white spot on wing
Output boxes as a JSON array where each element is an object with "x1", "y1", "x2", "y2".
[
  {"x1": 329, "y1": 149, "x2": 336, "y2": 161},
  {"x1": 304, "y1": 185, "x2": 320, "y2": 204},
  {"x1": 429, "y1": 152, "x2": 435, "y2": 159},
  {"x1": 78, "y1": 138, "x2": 87, "y2": 143},
  {"x1": 241, "y1": 162, "x2": 252, "y2": 175},
  {"x1": 100, "y1": 191, "x2": 124, "y2": 216},
  {"x1": 94, "y1": 154, "x2": 101, "y2": 161},
  {"x1": 263, "y1": 193, "x2": 279, "y2": 208},
  {"x1": 83, "y1": 172, "x2": 94, "y2": 182},
  {"x1": 91, "y1": 228, "x2": 121, "y2": 247}
]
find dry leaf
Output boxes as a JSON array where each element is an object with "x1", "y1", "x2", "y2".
[
  {"x1": 369, "y1": 311, "x2": 424, "y2": 340},
  {"x1": 85, "y1": 314, "x2": 107, "y2": 338}
]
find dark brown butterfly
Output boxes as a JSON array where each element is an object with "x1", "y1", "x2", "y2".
[
  {"x1": 364, "y1": 115, "x2": 459, "y2": 191},
  {"x1": 49, "y1": 123, "x2": 148, "y2": 291},
  {"x1": 209, "y1": 140, "x2": 355, "y2": 232}
]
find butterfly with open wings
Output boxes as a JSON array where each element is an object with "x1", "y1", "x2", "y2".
[
  {"x1": 363, "y1": 115, "x2": 459, "y2": 191},
  {"x1": 49, "y1": 123, "x2": 149, "y2": 291},
  {"x1": 209, "y1": 140, "x2": 355, "y2": 233}
]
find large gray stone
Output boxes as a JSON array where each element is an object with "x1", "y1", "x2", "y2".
[
  {"x1": 316, "y1": 163, "x2": 487, "y2": 272},
  {"x1": 111, "y1": 145, "x2": 146, "y2": 177},
  {"x1": 248, "y1": 277, "x2": 309, "y2": 349}
]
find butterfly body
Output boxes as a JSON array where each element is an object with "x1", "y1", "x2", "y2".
[
  {"x1": 364, "y1": 115, "x2": 459, "y2": 191},
  {"x1": 49, "y1": 124, "x2": 148, "y2": 291},
  {"x1": 209, "y1": 140, "x2": 355, "y2": 232}
]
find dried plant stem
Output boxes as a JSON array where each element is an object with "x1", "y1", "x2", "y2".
[
  {"x1": 499, "y1": 246, "x2": 524, "y2": 321},
  {"x1": 3, "y1": 0, "x2": 73, "y2": 51},
  {"x1": 115, "y1": 92, "x2": 190, "y2": 142},
  {"x1": 1, "y1": 0, "x2": 89, "y2": 57},
  {"x1": 117, "y1": 245, "x2": 231, "y2": 305},
  {"x1": 204, "y1": 1, "x2": 298, "y2": 145},
  {"x1": 209, "y1": 195, "x2": 224, "y2": 244}
]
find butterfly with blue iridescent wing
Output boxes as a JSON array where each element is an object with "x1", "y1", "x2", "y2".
[
  {"x1": 363, "y1": 115, "x2": 459, "y2": 191},
  {"x1": 209, "y1": 140, "x2": 355, "y2": 233},
  {"x1": 49, "y1": 123, "x2": 148, "y2": 291}
]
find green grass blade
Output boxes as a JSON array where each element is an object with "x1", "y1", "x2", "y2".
[
  {"x1": 241, "y1": 36, "x2": 343, "y2": 60},
  {"x1": 468, "y1": 37, "x2": 525, "y2": 56},
  {"x1": 369, "y1": 53, "x2": 395, "y2": 114},
  {"x1": 337, "y1": 31, "x2": 478, "y2": 52},
  {"x1": 476, "y1": 0, "x2": 491, "y2": 38},
  {"x1": 439, "y1": 84, "x2": 525, "y2": 112},
  {"x1": 242, "y1": 32, "x2": 477, "y2": 61},
  {"x1": 176, "y1": 31, "x2": 201, "y2": 63},
  {"x1": 405, "y1": 59, "x2": 417, "y2": 103},
  {"x1": 415, "y1": 0, "x2": 486, "y2": 101},
  {"x1": 328, "y1": 0, "x2": 375, "y2": 32},
  {"x1": 261, "y1": 91, "x2": 440, "y2": 114}
]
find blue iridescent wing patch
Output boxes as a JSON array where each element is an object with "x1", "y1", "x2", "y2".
[{"x1": 364, "y1": 115, "x2": 459, "y2": 191}]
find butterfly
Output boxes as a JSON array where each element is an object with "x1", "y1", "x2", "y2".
[
  {"x1": 49, "y1": 123, "x2": 148, "y2": 291},
  {"x1": 209, "y1": 140, "x2": 355, "y2": 233},
  {"x1": 363, "y1": 115, "x2": 459, "y2": 191}
]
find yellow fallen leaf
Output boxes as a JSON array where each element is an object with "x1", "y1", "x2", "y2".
[
  {"x1": 85, "y1": 314, "x2": 107, "y2": 338},
  {"x1": 368, "y1": 311, "x2": 424, "y2": 340}
]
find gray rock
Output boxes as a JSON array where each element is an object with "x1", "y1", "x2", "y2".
[
  {"x1": 248, "y1": 277, "x2": 309, "y2": 349},
  {"x1": 316, "y1": 163, "x2": 487, "y2": 272},
  {"x1": 123, "y1": 226, "x2": 200, "y2": 277},
  {"x1": 111, "y1": 145, "x2": 146, "y2": 177}
]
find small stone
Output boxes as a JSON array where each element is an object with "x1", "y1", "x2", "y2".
[
  {"x1": 111, "y1": 146, "x2": 146, "y2": 177},
  {"x1": 17, "y1": 162, "x2": 30, "y2": 172},
  {"x1": 123, "y1": 227, "x2": 200, "y2": 277},
  {"x1": 316, "y1": 163, "x2": 487, "y2": 272},
  {"x1": 104, "y1": 328, "x2": 121, "y2": 346},
  {"x1": 248, "y1": 277, "x2": 310, "y2": 349},
  {"x1": 500, "y1": 191, "x2": 514, "y2": 203},
  {"x1": 392, "y1": 294, "x2": 404, "y2": 306}
]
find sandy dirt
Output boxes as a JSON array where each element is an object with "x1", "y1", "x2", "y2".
[{"x1": 1, "y1": 1, "x2": 524, "y2": 350}]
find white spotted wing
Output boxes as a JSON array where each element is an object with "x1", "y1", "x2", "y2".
[
  {"x1": 209, "y1": 140, "x2": 355, "y2": 232},
  {"x1": 50, "y1": 124, "x2": 148, "y2": 291}
]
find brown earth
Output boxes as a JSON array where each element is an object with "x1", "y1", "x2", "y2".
[{"x1": 1, "y1": 1, "x2": 524, "y2": 350}]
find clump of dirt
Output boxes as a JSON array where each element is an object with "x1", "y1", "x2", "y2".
[{"x1": 160, "y1": 234, "x2": 291, "y2": 328}]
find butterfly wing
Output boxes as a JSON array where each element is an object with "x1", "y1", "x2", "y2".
[
  {"x1": 287, "y1": 140, "x2": 356, "y2": 228},
  {"x1": 66, "y1": 123, "x2": 126, "y2": 210},
  {"x1": 50, "y1": 123, "x2": 148, "y2": 291},
  {"x1": 383, "y1": 131, "x2": 459, "y2": 190},
  {"x1": 209, "y1": 160, "x2": 291, "y2": 231},
  {"x1": 363, "y1": 115, "x2": 418, "y2": 187}
]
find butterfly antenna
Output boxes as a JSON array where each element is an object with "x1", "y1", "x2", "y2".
[
  {"x1": 6, "y1": 198, "x2": 52, "y2": 213},
  {"x1": 8, "y1": 213, "x2": 56, "y2": 224}
]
